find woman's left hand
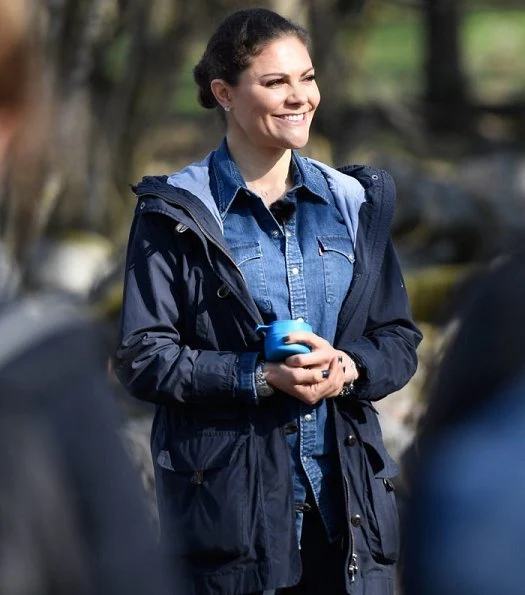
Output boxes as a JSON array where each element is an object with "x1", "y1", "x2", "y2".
[{"x1": 282, "y1": 331, "x2": 360, "y2": 387}]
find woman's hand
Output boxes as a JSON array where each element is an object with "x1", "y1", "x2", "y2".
[{"x1": 262, "y1": 331, "x2": 360, "y2": 405}]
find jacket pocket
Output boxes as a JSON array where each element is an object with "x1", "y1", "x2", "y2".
[
  {"x1": 362, "y1": 441, "x2": 400, "y2": 563},
  {"x1": 156, "y1": 432, "x2": 249, "y2": 563}
]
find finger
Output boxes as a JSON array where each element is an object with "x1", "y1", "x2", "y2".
[
  {"x1": 294, "y1": 366, "x2": 330, "y2": 385},
  {"x1": 308, "y1": 356, "x2": 345, "y2": 398},
  {"x1": 285, "y1": 351, "x2": 333, "y2": 368},
  {"x1": 265, "y1": 362, "x2": 325, "y2": 388},
  {"x1": 282, "y1": 331, "x2": 327, "y2": 349}
]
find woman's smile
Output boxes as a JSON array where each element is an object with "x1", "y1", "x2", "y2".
[{"x1": 275, "y1": 113, "x2": 308, "y2": 123}]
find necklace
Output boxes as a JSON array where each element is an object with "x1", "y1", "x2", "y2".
[{"x1": 246, "y1": 182, "x2": 288, "y2": 205}]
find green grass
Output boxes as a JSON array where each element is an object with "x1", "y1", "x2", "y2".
[
  {"x1": 350, "y1": 9, "x2": 423, "y2": 103},
  {"x1": 464, "y1": 10, "x2": 525, "y2": 102},
  {"x1": 172, "y1": 44, "x2": 208, "y2": 117},
  {"x1": 354, "y1": 7, "x2": 525, "y2": 104}
]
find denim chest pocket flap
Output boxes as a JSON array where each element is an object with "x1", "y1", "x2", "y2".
[
  {"x1": 229, "y1": 241, "x2": 271, "y2": 312},
  {"x1": 317, "y1": 235, "x2": 355, "y2": 304},
  {"x1": 229, "y1": 241, "x2": 263, "y2": 267}
]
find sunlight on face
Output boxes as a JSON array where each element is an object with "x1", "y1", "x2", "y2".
[{"x1": 227, "y1": 36, "x2": 320, "y2": 154}]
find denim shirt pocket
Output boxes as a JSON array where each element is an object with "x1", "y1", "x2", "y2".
[
  {"x1": 229, "y1": 241, "x2": 272, "y2": 313},
  {"x1": 317, "y1": 235, "x2": 354, "y2": 304}
]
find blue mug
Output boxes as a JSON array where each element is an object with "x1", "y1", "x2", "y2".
[{"x1": 255, "y1": 319, "x2": 313, "y2": 362}]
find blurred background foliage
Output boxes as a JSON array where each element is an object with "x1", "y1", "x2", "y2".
[
  {"x1": 1, "y1": 0, "x2": 523, "y2": 458},
  {"x1": 2, "y1": 0, "x2": 525, "y2": 322}
]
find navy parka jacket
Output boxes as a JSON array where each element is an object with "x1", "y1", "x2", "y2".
[{"x1": 116, "y1": 161, "x2": 422, "y2": 595}]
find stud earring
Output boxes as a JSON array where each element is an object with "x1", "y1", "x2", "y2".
[{"x1": 223, "y1": 105, "x2": 231, "y2": 112}]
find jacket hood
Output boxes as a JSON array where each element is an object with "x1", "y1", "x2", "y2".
[
  {"x1": 133, "y1": 153, "x2": 392, "y2": 249},
  {"x1": 163, "y1": 152, "x2": 367, "y2": 245}
]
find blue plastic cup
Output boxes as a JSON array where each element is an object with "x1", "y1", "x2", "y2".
[{"x1": 255, "y1": 319, "x2": 313, "y2": 362}]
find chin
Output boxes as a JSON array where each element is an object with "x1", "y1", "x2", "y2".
[{"x1": 288, "y1": 136, "x2": 309, "y2": 150}]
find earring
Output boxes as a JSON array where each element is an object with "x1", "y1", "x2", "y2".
[{"x1": 223, "y1": 105, "x2": 231, "y2": 112}]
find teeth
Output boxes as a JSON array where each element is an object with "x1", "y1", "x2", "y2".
[{"x1": 281, "y1": 114, "x2": 304, "y2": 121}]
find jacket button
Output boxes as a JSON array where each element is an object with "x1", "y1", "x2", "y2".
[
  {"x1": 351, "y1": 514, "x2": 362, "y2": 527},
  {"x1": 217, "y1": 284, "x2": 230, "y2": 298},
  {"x1": 383, "y1": 478, "x2": 395, "y2": 492},
  {"x1": 284, "y1": 422, "x2": 299, "y2": 435},
  {"x1": 344, "y1": 435, "x2": 357, "y2": 446}
]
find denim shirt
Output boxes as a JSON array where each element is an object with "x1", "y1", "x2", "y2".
[{"x1": 210, "y1": 140, "x2": 355, "y2": 543}]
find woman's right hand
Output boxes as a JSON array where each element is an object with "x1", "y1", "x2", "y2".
[{"x1": 263, "y1": 354, "x2": 345, "y2": 405}]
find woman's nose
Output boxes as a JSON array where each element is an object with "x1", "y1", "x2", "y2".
[{"x1": 286, "y1": 83, "x2": 308, "y2": 104}]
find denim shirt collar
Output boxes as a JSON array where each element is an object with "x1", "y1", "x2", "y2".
[{"x1": 210, "y1": 138, "x2": 329, "y2": 220}]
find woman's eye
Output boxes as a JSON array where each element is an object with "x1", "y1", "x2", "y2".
[
  {"x1": 304, "y1": 74, "x2": 316, "y2": 82},
  {"x1": 265, "y1": 79, "x2": 283, "y2": 87}
]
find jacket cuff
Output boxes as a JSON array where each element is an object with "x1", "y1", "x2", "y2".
[{"x1": 234, "y1": 351, "x2": 260, "y2": 405}]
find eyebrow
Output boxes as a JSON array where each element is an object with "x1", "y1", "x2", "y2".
[{"x1": 260, "y1": 67, "x2": 315, "y2": 79}]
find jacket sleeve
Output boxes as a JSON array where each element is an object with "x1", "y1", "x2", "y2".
[
  {"x1": 115, "y1": 213, "x2": 259, "y2": 407},
  {"x1": 339, "y1": 238, "x2": 422, "y2": 401}
]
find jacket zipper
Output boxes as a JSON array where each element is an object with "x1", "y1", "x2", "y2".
[
  {"x1": 343, "y1": 475, "x2": 358, "y2": 583},
  {"x1": 333, "y1": 398, "x2": 358, "y2": 584}
]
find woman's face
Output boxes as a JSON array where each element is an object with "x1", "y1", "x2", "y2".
[{"x1": 226, "y1": 35, "x2": 320, "y2": 152}]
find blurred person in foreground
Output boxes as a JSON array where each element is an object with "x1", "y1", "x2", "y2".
[
  {"x1": 402, "y1": 251, "x2": 525, "y2": 595},
  {"x1": 116, "y1": 8, "x2": 422, "y2": 594},
  {"x1": 0, "y1": 2, "x2": 175, "y2": 594}
]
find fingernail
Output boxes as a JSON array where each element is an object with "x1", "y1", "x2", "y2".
[
  {"x1": 283, "y1": 335, "x2": 290, "y2": 343},
  {"x1": 338, "y1": 356, "x2": 343, "y2": 363},
  {"x1": 322, "y1": 370, "x2": 330, "y2": 379}
]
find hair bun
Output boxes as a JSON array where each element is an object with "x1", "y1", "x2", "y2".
[{"x1": 193, "y1": 59, "x2": 218, "y2": 109}]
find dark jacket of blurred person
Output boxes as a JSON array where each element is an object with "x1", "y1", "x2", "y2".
[
  {"x1": 0, "y1": 298, "x2": 176, "y2": 595},
  {"x1": 402, "y1": 252, "x2": 525, "y2": 595},
  {"x1": 0, "y1": 2, "x2": 176, "y2": 594}
]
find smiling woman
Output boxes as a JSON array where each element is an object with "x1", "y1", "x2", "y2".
[
  {"x1": 210, "y1": 36, "x2": 320, "y2": 169},
  {"x1": 116, "y1": 7, "x2": 422, "y2": 595}
]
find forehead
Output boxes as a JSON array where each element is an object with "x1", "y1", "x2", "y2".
[{"x1": 244, "y1": 36, "x2": 313, "y2": 78}]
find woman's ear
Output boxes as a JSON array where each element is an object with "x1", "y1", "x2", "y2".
[{"x1": 210, "y1": 79, "x2": 232, "y2": 111}]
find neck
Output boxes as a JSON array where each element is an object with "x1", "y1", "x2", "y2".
[{"x1": 226, "y1": 135, "x2": 293, "y2": 206}]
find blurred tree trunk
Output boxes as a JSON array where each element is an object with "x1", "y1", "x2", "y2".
[
  {"x1": 305, "y1": 0, "x2": 370, "y2": 163},
  {"x1": 423, "y1": 0, "x2": 470, "y2": 132},
  {"x1": 33, "y1": 0, "x2": 199, "y2": 240}
]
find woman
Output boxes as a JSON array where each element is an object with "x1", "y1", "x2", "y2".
[{"x1": 116, "y1": 8, "x2": 422, "y2": 595}]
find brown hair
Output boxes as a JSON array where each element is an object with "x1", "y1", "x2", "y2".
[{"x1": 193, "y1": 8, "x2": 310, "y2": 110}]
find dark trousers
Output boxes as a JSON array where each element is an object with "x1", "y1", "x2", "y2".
[
  {"x1": 279, "y1": 499, "x2": 347, "y2": 594},
  {"x1": 249, "y1": 496, "x2": 347, "y2": 595}
]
